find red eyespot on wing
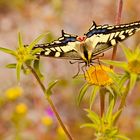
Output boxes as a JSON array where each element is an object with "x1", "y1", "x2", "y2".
[{"x1": 77, "y1": 36, "x2": 87, "y2": 42}]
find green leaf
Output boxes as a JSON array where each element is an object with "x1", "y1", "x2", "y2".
[
  {"x1": 16, "y1": 62, "x2": 22, "y2": 81},
  {"x1": 18, "y1": 32, "x2": 24, "y2": 48},
  {"x1": 102, "y1": 60, "x2": 127, "y2": 70},
  {"x1": 26, "y1": 55, "x2": 38, "y2": 61},
  {"x1": 6, "y1": 63, "x2": 16, "y2": 68},
  {"x1": 119, "y1": 73, "x2": 129, "y2": 90},
  {"x1": 31, "y1": 48, "x2": 44, "y2": 55},
  {"x1": 33, "y1": 60, "x2": 44, "y2": 80},
  {"x1": 77, "y1": 83, "x2": 90, "y2": 106},
  {"x1": 120, "y1": 43, "x2": 132, "y2": 61},
  {"x1": 108, "y1": 128, "x2": 118, "y2": 137},
  {"x1": 113, "y1": 109, "x2": 122, "y2": 124},
  {"x1": 89, "y1": 86, "x2": 99, "y2": 109},
  {"x1": 46, "y1": 80, "x2": 59, "y2": 96},
  {"x1": 116, "y1": 134, "x2": 130, "y2": 140},
  {"x1": 106, "y1": 85, "x2": 115, "y2": 96},
  {"x1": 0, "y1": 47, "x2": 16, "y2": 56},
  {"x1": 105, "y1": 99, "x2": 114, "y2": 122},
  {"x1": 28, "y1": 33, "x2": 47, "y2": 51},
  {"x1": 86, "y1": 109, "x2": 100, "y2": 125},
  {"x1": 129, "y1": 73, "x2": 137, "y2": 90},
  {"x1": 80, "y1": 123, "x2": 97, "y2": 129}
]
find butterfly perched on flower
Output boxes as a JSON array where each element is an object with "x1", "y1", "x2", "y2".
[{"x1": 33, "y1": 21, "x2": 140, "y2": 66}]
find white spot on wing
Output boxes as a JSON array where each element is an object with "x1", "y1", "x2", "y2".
[
  {"x1": 45, "y1": 48, "x2": 50, "y2": 51},
  {"x1": 109, "y1": 33, "x2": 115, "y2": 40},
  {"x1": 125, "y1": 24, "x2": 129, "y2": 27},
  {"x1": 111, "y1": 39, "x2": 116, "y2": 46},
  {"x1": 114, "y1": 32, "x2": 120, "y2": 37},
  {"x1": 50, "y1": 48, "x2": 56, "y2": 51},
  {"x1": 128, "y1": 29, "x2": 134, "y2": 33},
  {"x1": 64, "y1": 34, "x2": 70, "y2": 37},
  {"x1": 55, "y1": 47, "x2": 62, "y2": 52},
  {"x1": 54, "y1": 41, "x2": 60, "y2": 44},
  {"x1": 90, "y1": 25, "x2": 96, "y2": 30},
  {"x1": 119, "y1": 31, "x2": 124, "y2": 35},
  {"x1": 125, "y1": 30, "x2": 130, "y2": 33},
  {"x1": 55, "y1": 52, "x2": 60, "y2": 57},
  {"x1": 128, "y1": 32, "x2": 134, "y2": 36},
  {"x1": 45, "y1": 50, "x2": 51, "y2": 55},
  {"x1": 96, "y1": 26, "x2": 102, "y2": 29},
  {"x1": 119, "y1": 35, "x2": 126, "y2": 40},
  {"x1": 102, "y1": 25, "x2": 108, "y2": 28},
  {"x1": 107, "y1": 26, "x2": 114, "y2": 29},
  {"x1": 134, "y1": 22, "x2": 139, "y2": 25},
  {"x1": 59, "y1": 37, "x2": 64, "y2": 40}
]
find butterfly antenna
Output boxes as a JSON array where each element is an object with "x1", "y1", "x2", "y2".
[{"x1": 61, "y1": 30, "x2": 65, "y2": 36}]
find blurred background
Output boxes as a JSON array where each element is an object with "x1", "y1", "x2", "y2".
[{"x1": 0, "y1": 0, "x2": 140, "y2": 140}]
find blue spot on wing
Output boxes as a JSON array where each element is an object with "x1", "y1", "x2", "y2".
[
  {"x1": 62, "y1": 37, "x2": 76, "y2": 44},
  {"x1": 86, "y1": 29, "x2": 107, "y2": 38}
]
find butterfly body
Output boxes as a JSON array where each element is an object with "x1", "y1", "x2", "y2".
[{"x1": 34, "y1": 20, "x2": 140, "y2": 66}]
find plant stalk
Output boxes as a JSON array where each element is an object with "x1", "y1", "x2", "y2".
[
  {"x1": 99, "y1": 88, "x2": 106, "y2": 117},
  {"x1": 110, "y1": 0, "x2": 123, "y2": 69},
  {"x1": 26, "y1": 64, "x2": 73, "y2": 140}
]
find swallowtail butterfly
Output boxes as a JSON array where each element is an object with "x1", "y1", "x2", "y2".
[{"x1": 34, "y1": 21, "x2": 140, "y2": 66}]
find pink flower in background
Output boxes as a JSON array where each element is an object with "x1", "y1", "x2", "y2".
[{"x1": 45, "y1": 107, "x2": 54, "y2": 118}]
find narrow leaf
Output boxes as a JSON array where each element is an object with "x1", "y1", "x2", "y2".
[
  {"x1": 113, "y1": 109, "x2": 122, "y2": 124},
  {"x1": 89, "y1": 86, "x2": 99, "y2": 109},
  {"x1": 129, "y1": 73, "x2": 137, "y2": 91},
  {"x1": 102, "y1": 60, "x2": 127, "y2": 70},
  {"x1": 28, "y1": 33, "x2": 47, "y2": 51},
  {"x1": 116, "y1": 134, "x2": 130, "y2": 140},
  {"x1": 77, "y1": 83, "x2": 90, "y2": 106},
  {"x1": 86, "y1": 109, "x2": 100, "y2": 125},
  {"x1": 80, "y1": 123, "x2": 97, "y2": 129},
  {"x1": 18, "y1": 32, "x2": 24, "y2": 48},
  {"x1": 31, "y1": 48, "x2": 44, "y2": 55},
  {"x1": 119, "y1": 73, "x2": 129, "y2": 89},
  {"x1": 0, "y1": 47, "x2": 16, "y2": 56},
  {"x1": 6, "y1": 63, "x2": 16, "y2": 69},
  {"x1": 16, "y1": 62, "x2": 22, "y2": 81},
  {"x1": 33, "y1": 60, "x2": 44, "y2": 80},
  {"x1": 120, "y1": 43, "x2": 132, "y2": 61},
  {"x1": 106, "y1": 99, "x2": 114, "y2": 122},
  {"x1": 46, "y1": 80, "x2": 59, "y2": 96}
]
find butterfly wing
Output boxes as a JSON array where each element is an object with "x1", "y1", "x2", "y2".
[
  {"x1": 34, "y1": 30, "x2": 81, "y2": 60},
  {"x1": 84, "y1": 21, "x2": 140, "y2": 57}
]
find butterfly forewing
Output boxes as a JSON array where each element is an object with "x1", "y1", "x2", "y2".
[
  {"x1": 85, "y1": 21, "x2": 140, "y2": 56},
  {"x1": 34, "y1": 30, "x2": 82, "y2": 60}
]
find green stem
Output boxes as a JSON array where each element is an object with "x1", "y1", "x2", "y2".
[
  {"x1": 114, "y1": 81, "x2": 130, "y2": 124},
  {"x1": 119, "y1": 81, "x2": 130, "y2": 110},
  {"x1": 26, "y1": 64, "x2": 73, "y2": 140},
  {"x1": 110, "y1": 0, "x2": 123, "y2": 69}
]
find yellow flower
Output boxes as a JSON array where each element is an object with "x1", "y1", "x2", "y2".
[
  {"x1": 57, "y1": 126, "x2": 65, "y2": 136},
  {"x1": 128, "y1": 59, "x2": 140, "y2": 74},
  {"x1": 41, "y1": 116, "x2": 53, "y2": 126},
  {"x1": 5, "y1": 86, "x2": 23, "y2": 100},
  {"x1": 85, "y1": 65, "x2": 114, "y2": 86},
  {"x1": 15, "y1": 103, "x2": 28, "y2": 115}
]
